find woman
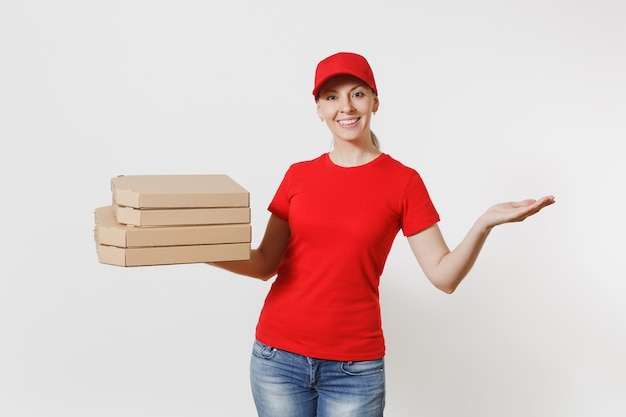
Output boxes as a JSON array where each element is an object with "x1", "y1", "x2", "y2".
[{"x1": 210, "y1": 51, "x2": 555, "y2": 417}]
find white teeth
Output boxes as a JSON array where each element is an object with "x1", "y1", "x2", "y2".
[{"x1": 338, "y1": 118, "x2": 359, "y2": 125}]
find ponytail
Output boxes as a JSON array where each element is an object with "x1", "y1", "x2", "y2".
[{"x1": 371, "y1": 130, "x2": 380, "y2": 150}]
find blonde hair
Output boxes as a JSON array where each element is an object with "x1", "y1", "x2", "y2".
[{"x1": 371, "y1": 130, "x2": 380, "y2": 150}]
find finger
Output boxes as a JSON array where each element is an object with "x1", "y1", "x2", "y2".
[
  {"x1": 534, "y1": 196, "x2": 556, "y2": 209},
  {"x1": 511, "y1": 199, "x2": 538, "y2": 208}
]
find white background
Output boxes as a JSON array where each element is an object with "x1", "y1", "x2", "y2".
[{"x1": 1, "y1": 1, "x2": 625, "y2": 416}]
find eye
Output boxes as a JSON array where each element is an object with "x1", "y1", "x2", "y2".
[
  {"x1": 353, "y1": 91, "x2": 365, "y2": 98},
  {"x1": 324, "y1": 94, "x2": 338, "y2": 101}
]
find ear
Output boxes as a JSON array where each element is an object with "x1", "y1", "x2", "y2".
[
  {"x1": 317, "y1": 104, "x2": 324, "y2": 121},
  {"x1": 372, "y1": 96, "x2": 380, "y2": 114}
]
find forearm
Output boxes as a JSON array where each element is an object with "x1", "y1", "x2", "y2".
[
  {"x1": 429, "y1": 219, "x2": 492, "y2": 293},
  {"x1": 208, "y1": 214, "x2": 290, "y2": 281},
  {"x1": 208, "y1": 248, "x2": 277, "y2": 281}
]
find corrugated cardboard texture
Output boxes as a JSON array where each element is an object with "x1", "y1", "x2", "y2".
[
  {"x1": 96, "y1": 242, "x2": 251, "y2": 267},
  {"x1": 113, "y1": 205, "x2": 251, "y2": 227},
  {"x1": 111, "y1": 174, "x2": 249, "y2": 209},
  {"x1": 94, "y1": 206, "x2": 251, "y2": 247}
]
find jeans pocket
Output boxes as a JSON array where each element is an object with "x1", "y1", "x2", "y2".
[
  {"x1": 252, "y1": 339, "x2": 278, "y2": 360},
  {"x1": 340, "y1": 358, "x2": 385, "y2": 376}
]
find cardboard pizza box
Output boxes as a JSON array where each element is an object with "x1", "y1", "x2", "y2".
[
  {"x1": 95, "y1": 242, "x2": 251, "y2": 267},
  {"x1": 111, "y1": 174, "x2": 249, "y2": 209},
  {"x1": 113, "y1": 204, "x2": 251, "y2": 227},
  {"x1": 94, "y1": 206, "x2": 251, "y2": 247}
]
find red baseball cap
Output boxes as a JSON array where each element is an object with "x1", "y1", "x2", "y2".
[{"x1": 312, "y1": 52, "x2": 378, "y2": 98}]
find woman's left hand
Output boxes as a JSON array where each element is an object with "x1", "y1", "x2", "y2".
[{"x1": 481, "y1": 195, "x2": 556, "y2": 228}]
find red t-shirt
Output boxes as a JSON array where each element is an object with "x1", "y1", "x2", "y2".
[{"x1": 256, "y1": 153, "x2": 440, "y2": 361}]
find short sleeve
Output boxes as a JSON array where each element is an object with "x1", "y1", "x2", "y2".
[
  {"x1": 267, "y1": 166, "x2": 293, "y2": 221},
  {"x1": 401, "y1": 172, "x2": 440, "y2": 236}
]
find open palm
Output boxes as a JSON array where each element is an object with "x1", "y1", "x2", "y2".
[{"x1": 483, "y1": 195, "x2": 556, "y2": 227}]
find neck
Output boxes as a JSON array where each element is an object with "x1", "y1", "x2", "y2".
[{"x1": 329, "y1": 140, "x2": 381, "y2": 167}]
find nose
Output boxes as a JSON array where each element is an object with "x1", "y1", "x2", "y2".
[{"x1": 339, "y1": 96, "x2": 356, "y2": 113}]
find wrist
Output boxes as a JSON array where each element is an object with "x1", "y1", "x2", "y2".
[{"x1": 474, "y1": 216, "x2": 494, "y2": 234}]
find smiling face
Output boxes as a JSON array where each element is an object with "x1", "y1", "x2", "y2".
[{"x1": 316, "y1": 74, "x2": 379, "y2": 146}]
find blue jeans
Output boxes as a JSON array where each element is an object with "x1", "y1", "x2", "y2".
[{"x1": 250, "y1": 340, "x2": 386, "y2": 417}]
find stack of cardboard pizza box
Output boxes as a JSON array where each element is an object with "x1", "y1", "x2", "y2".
[{"x1": 94, "y1": 174, "x2": 251, "y2": 267}]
